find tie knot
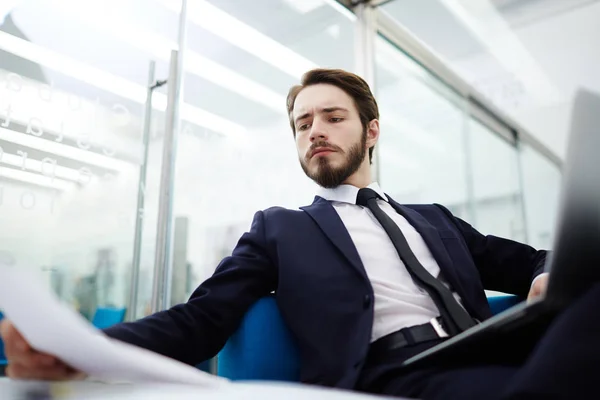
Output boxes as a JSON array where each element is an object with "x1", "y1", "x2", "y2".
[{"x1": 356, "y1": 188, "x2": 381, "y2": 207}]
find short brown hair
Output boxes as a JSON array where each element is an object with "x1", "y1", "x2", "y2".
[{"x1": 286, "y1": 68, "x2": 379, "y2": 163}]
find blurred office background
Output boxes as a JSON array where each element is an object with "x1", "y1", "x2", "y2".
[{"x1": 0, "y1": 0, "x2": 594, "y2": 321}]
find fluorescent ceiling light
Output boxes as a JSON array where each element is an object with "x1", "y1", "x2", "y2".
[
  {"x1": 0, "y1": 31, "x2": 247, "y2": 138},
  {"x1": 157, "y1": 0, "x2": 318, "y2": 78},
  {"x1": 283, "y1": 0, "x2": 325, "y2": 14},
  {"x1": 0, "y1": 165, "x2": 74, "y2": 191},
  {"x1": 55, "y1": 2, "x2": 286, "y2": 114},
  {"x1": 0, "y1": 127, "x2": 128, "y2": 171},
  {"x1": 438, "y1": 0, "x2": 560, "y2": 106}
]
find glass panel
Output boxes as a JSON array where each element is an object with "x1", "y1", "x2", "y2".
[
  {"x1": 468, "y1": 119, "x2": 525, "y2": 241},
  {"x1": 375, "y1": 35, "x2": 470, "y2": 220},
  {"x1": 0, "y1": 0, "x2": 178, "y2": 320},
  {"x1": 379, "y1": 0, "x2": 592, "y2": 161},
  {"x1": 519, "y1": 142, "x2": 561, "y2": 250},
  {"x1": 161, "y1": 0, "x2": 356, "y2": 308}
]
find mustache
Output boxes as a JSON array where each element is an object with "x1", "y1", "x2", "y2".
[{"x1": 308, "y1": 141, "x2": 342, "y2": 156}]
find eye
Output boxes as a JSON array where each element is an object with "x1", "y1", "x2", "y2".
[
  {"x1": 330, "y1": 117, "x2": 343, "y2": 123},
  {"x1": 298, "y1": 124, "x2": 310, "y2": 131}
]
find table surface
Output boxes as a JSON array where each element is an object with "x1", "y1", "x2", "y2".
[{"x1": 0, "y1": 378, "x2": 409, "y2": 400}]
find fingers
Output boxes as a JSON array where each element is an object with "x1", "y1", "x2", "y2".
[
  {"x1": 527, "y1": 274, "x2": 550, "y2": 303},
  {"x1": 6, "y1": 362, "x2": 79, "y2": 381},
  {"x1": 527, "y1": 285, "x2": 540, "y2": 302},
  {"x1": 1, "y1": 319, "x2": 31, "y2": 356},
  {"x1": 11, "y1": 351, "x2": 58, "y2": 369},
  {"x1": 1, "y1": 320, "x2": 56, "y2": 366},
  {"x1": 0, "y1": 319, "x2": 79, "y2": 381}
]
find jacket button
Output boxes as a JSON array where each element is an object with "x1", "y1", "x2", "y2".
[{"x1": 363, "y1": 294, "x2": 371, "y2": 309}]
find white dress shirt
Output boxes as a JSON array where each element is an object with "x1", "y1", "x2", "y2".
[{"x1": 318, "y1": 182, "x2": 462, "y2": 342}]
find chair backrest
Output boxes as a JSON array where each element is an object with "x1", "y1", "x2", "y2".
[
  {"x1": 217, "y1": 294, "x2": 521, "y2": 382},
  {"x1": 91, "y1": 307, "x2": 126, "y2": 329},
  {"x1": 218, "y1": 296, "x2": 300, "y2": 381}
]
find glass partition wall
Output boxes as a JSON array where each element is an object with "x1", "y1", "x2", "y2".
[
  {"x1": 0, "y1": 0, "x2": 562, "y2": 324},
  {"x1": 0, "y1": 0, "x2": 178, "y2": 319}
]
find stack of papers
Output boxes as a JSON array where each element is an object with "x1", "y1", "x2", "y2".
[{"x1": 0, "y1": 265, "x2": 229, "y2": 387}]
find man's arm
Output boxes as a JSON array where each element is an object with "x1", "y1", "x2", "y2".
[
  {"x1": 435, "y1": 204, "x2": 547, "y2": 298},
  {"x1": 104, "y1": 210, "x2": 277, "y2": 366}
]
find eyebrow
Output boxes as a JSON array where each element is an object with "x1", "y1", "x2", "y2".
[{"x1": 294, "y1": 107, "x2": 349, "y2": 125}]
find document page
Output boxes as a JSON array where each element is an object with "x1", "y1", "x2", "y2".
[{"x1": 0, "y1": 265, "x2": 229, "y2": 387}]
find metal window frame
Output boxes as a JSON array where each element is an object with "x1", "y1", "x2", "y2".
[
  {"x1": 149, "y1": 0, "x2": 189, "y2": 314},
  {"x1": 343, "y1": 0, "x2": 563, "y2": 169}
]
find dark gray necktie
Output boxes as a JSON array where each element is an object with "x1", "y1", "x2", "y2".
[{"x1": 356, "y1": 188, "x2": 476, "y2": 335}]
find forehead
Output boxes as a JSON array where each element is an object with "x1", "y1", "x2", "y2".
[{"x1": 292, "y1": 83, "x2": 356, "y2": 116}]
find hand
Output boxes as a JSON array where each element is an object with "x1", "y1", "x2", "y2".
[
  {"x1": 0, "y1": 319, "x2": 86, "y2": 380},
  {"x1": 527, "y1": 273, "x2": 550, "y2": 303}
]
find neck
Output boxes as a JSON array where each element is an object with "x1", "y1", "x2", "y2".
[{"x1": 342, "y1": 159, "x2": 372, "y2": 188}]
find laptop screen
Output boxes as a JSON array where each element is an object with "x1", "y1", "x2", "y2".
[{"x1": 544, "y1": 89, "x2": 600, "y2": 308}]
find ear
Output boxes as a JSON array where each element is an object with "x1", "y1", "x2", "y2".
[{"x1": 366, "y1": 119, "x2": 379, "y2": 149}]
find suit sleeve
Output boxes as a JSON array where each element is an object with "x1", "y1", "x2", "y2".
[
  {"x1": 435, "y1": 204, "x2": 547, "y2": 298},
  {"x1": 103, "y1": 211, "x2": 277, "y2": 366}
]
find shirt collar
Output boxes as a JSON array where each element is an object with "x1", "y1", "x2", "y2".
[{"x1": 317, "y1": 182, "x2": 389, "y2": 205}]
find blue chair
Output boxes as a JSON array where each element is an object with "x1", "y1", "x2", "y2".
[
  {"x1": 487, "y1": 294, "x2": 521, "y2": 315},
  {"x1": 218, "y1": 296, "x2": 300, "y2": 381},
  {"x1": 217, "y1": 295, "x2": 522, "y2": 381},
  {"x1": 0, "y1": 311, "x2": 6, "y2": 365},
  {"x1": 91, "y1": 307, "x2": 126, "y2": 329}
]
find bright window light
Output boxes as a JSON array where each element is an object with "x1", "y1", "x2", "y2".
[{"x1": 55, "y1": 1, "x2": 286, "y2": 113}]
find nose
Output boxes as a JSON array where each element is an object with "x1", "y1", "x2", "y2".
[{"x1": 309, "y1": 118, "x2": 328, "y2": 142}]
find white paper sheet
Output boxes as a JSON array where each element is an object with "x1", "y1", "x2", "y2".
[{"x1": 0, "y1": 265, "x2": 229, "y2": 387}]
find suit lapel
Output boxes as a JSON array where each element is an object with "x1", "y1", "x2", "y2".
[
  {"x1": 386, "y1": 196, "x2": 469, "y2": 301},
  {"x1": 300, "y1": 196, "x2": 368, "y2": 281}
]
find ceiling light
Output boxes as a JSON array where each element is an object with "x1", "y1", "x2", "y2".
[
  {"x1": 54, "y1": 2, "x2": 286, "y2": 113},
  {"x1": 0, "y1": 31, "x2": 247, "y2": 138},
  {"x1": 156, "y1": 0, "x2": 318, "y2": 78},
  {"x1": 283, "y1": 0, "x2": 325, "y2": 14}
]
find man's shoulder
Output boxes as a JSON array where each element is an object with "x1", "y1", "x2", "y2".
[
  {"x1": 259, "y1": 197, "x2": 320, "y2": 218},
  {"x1": 259, "y1": 205, "x2": 306, "y2": 220},
  {"x1": 253, "y1": 206, "x2": 312, "y2": 236}
]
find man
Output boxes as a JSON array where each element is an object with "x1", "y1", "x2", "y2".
[{"x1": 1, "y1": 69, "x2": 598, "y2": 399}]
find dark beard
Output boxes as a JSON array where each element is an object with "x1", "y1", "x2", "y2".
[{"x1": 300, "y1": 133, "x2": 367, "y2": 188}]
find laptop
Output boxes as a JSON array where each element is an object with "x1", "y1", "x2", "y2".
[{"x1": 402, "y1": 89, "x2": 600, "y2": 369}]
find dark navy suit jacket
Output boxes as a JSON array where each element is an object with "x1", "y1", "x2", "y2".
[{"x1": 105, "y1": 195, "x2": 547, "y2": 389}]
